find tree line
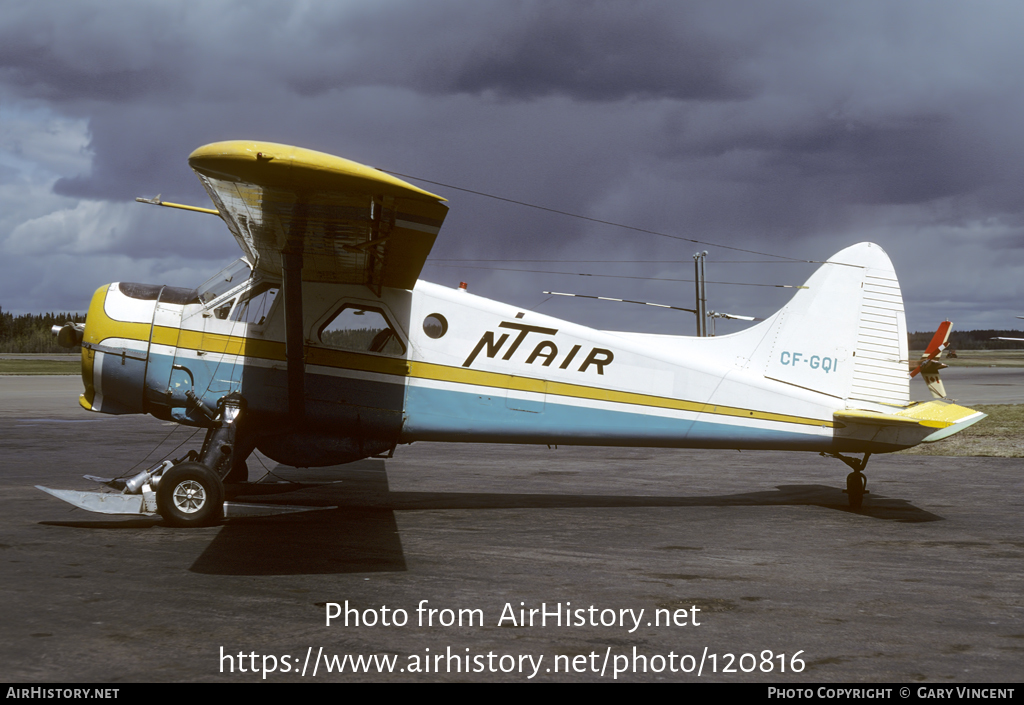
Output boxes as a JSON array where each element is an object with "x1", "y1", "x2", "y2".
[
  {"x1": 0, "y1": 308, "x2": 86, "y2": 354},
  {"x1": 907, "y1": 329, "x2": 1024, "y2": 351}
]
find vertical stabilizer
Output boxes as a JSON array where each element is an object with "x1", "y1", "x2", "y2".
[{"x1": 753, "y1": 243, "x2": 909, "y2": 407}]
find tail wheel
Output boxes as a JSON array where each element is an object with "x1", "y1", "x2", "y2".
[
  {"x1": 845, "y1": 470, "x2": 868, "y2": 510},
  {"x1": 157, "y1": 462, "x2": 224, "y2": 527}
]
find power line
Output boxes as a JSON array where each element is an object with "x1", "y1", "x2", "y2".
[
  {"x1": 543, "y1": 291, "x2": 697, "y2": 313},
  {"x1": 429, "y1": 258, "x2": 798, "y2": 264},
  {"x1": 423, "y1": 262, "x2": 807, "y2": 288},
  {"x1": 380, "y1": 168, "x2": 819, "y2": 263}
]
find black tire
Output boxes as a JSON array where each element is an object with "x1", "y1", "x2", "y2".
[
  {"x1": 157, "y1": 462, "x2": 224, "y2": 527},
  {"x1": 848, "y1": 492, "x2": 863, "y2": 510},
  {"x1": 846, "y1": 471, "x2": 866, "y2": 511}
]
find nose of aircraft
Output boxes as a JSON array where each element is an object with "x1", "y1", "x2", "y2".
[
  {"x1": 76, "y1": 284, "x2": 111, "y2": 412},
  {"x1": 70, "y1": 283, "x2": 155, "y2": 415},
  {"x1": 50, "y1": 284, "x2": 108, "y2": 410}
]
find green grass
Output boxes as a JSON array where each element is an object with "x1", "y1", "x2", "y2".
[
  {"x1": 0, "y1": 359, "x2": 81, "y2": 375},
  {"x1": 897, "y1": 404, "x2": 1024, "y2": 457}
]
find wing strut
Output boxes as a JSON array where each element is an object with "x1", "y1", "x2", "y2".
[{"x1": 282, "y1": 205, "x2": 307, "y2": 422}]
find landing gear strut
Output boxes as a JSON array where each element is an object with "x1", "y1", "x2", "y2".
[
  {"x1": 38, "y1": 391, "x2": 336, "y2": 522},
  {"x1": 140, "y1": 393, "x2": 250, "y2": 527},
  {"x1": 822, "y1": 452, "x2": 871, "y2": 510},
  {"x1": 158, "y1": 392, "x2": 249, "y2": 527}
]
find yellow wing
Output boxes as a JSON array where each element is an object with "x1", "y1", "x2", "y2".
[{"x1": 188, "y1": 141, "x2": 448, "y2": 291}]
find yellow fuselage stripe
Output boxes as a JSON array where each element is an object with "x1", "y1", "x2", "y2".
[
  {"x1": 408, "y1": 360, "x2": 834, "y2": 428},
  {"x1": 94, "y1": 318, "x2": 837, "y2": 429}
]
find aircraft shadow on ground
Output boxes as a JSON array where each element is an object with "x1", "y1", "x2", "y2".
[
  {"x1": 188, "y1": 460, "x2": 942, "y2": 576},
  {"x1": 42, "y1": 459, "x2": 943, "y2": 577}
]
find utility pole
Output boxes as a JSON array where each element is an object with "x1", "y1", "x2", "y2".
[{"x1": 693, "y1": 251, "x2": 708, "y2": 336}]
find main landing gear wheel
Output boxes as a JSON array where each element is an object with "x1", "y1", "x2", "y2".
[{"x1": 156, "y1": 462, "x2": 224, "y2": 527}]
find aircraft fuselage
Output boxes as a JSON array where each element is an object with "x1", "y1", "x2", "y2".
[{"x1": 77, "y1": 259, "x2": 932, "y2": 469}]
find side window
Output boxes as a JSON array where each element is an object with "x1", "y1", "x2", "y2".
[
  {"x1": 320, "y1": 306, "x2": 405, "y2": 356},
  {"x1": 229, "y1": 283, "x2": 279, "y2": 326}
]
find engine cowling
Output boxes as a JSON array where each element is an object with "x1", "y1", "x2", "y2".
[{"x1": 78, "y1": 283, "x2": 156, "y2": 415}]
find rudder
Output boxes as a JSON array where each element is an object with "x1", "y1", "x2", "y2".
[{"x1": 751, "y1": 242, "x2": 908, "y2": 407}]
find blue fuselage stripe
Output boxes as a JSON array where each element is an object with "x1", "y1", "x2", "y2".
[
  {"x1": 401, "y1": 385, "x2": 830, "y2": 450},
  {"x1": 105, "y1": 349, "x2": 834, "y2": 451}
]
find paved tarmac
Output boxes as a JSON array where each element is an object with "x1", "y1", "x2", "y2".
[
  {"x1": 1, "y1": 375, "x2": 1022, "y2": 683},
  {"x1": 931, "y1": 367, "x2": 1024, "y2": 406}
]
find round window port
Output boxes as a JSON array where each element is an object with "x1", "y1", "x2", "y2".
[{"x1": 423, "y1": 313, "x2": 448, "y2": 339}]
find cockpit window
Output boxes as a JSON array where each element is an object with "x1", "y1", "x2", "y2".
[
  {"x1": 197, "y1": 259, "x2": 252, "y2": 305},
  {"x1": 229, "y1": 283, "x2": 279, "y2": 326},
  {"x1": 320, "y1": 306, "x2": 405, "y2": 356}
]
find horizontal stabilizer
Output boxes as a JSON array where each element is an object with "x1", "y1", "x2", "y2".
[
  {"x1": 894, "y1": 400, "x2": 987, "y2": 442},
  {"x1": 833, "y1": 410, "x2": 920, "y2": 427},
  {"x1": 834, "y1": 400, "x2": 985, "y2": 446}
]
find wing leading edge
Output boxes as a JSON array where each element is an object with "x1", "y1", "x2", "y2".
[{"x1": 188, "y1": 141, "x2": 449, "y2": 291}]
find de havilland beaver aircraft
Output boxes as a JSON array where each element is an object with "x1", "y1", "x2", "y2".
[{"x1": 40, "y1": 140, "x2": 985, "y2": 525}]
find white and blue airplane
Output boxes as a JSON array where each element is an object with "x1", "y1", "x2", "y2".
[
  {"x1": 41, "y1": 141, "x2": 984, "y2": 525},
  {"x1": 994, "y1": 316, "x2": 1024, "y2": 343}
]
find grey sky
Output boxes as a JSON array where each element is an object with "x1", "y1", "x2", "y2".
[{"x1": 1, "y1": 0, "x2": 1022, "y2": 334}]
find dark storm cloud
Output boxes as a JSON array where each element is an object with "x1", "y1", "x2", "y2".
[
  {"x1": 426, "y1": 5, "x2": 747, "y2": 101},
  {"x1": 769, "y1": 115, "x2": 976, "y2": 205},
  {"x1": 693, "y1": 112, "x2": 986, "y2": 207},
  {"x1": 50, "y1": 103, "x2": 227, "y2": 201},
  {"x1": 0, "y1": 2, "x2": 191, "y2": 103},
  {"x1": 0, "y1": 44, "x2": 173, "y2": 103},
  {"x1": 2, "y1": 1, "x2": 1024, "y2": 331},
  {"x1": 4, "y1": 1, "x2": 750, "y2": 202},
  {"x1": 263, "y1": 2, "x2": 751, "y2": 102},
  {"x1": 0, "y1": 2, "x2": 748, "y2": 105}
]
